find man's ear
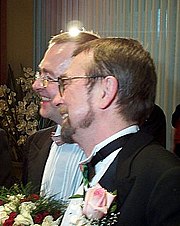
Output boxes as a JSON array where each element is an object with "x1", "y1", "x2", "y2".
[{"x1": 100, "y1": 76, "x2": 118, "y2": 109}]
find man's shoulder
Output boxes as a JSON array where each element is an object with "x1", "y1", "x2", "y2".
[
  {"x1": 131, "y1": 131, "x2": 179, "y2": 163},
  {"x1": 137, "y1": 142, "x2": 180, "y2": 165},
  {"x1": 35, "y1": 125, "x2": 57, "y2": 135},
  {"x1": 128, "y1": 142, "x2": 180, "y2": 182},
  {"x1": 25, "y1": 125, "x2": 57, "y2": 149},
  {"x1": 118, "y1": 131, "x2": 180, "y2": 171},
  {"x1": 29, "y1": 125, "x2": 57, "y2": 140}
]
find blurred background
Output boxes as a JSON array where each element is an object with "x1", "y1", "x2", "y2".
[{"x1": 0, "y1": 0, "x2": 180, "y2": 150}]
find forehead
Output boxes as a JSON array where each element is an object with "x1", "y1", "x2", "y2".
[
  {"x1": 39, "y1": 42, "x2": 77, "y2": 74},
  {"x1": 66, "y1": 50, "x2": 94, "y2": 76}
]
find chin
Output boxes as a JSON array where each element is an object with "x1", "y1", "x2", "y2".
[
  {"x1": 61, "y1": 120, "x2": 76, "y2": 144},
  {"x1": 39, "y1": 110, "x2": 50, "y2": 119},
  {"x1": 61, "y1": 132, "x2": 75, "y2": 144}
]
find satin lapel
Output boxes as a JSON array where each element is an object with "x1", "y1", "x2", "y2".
[
  {"x1": 98, "y1": 134, "x2": 134, "y2": 191},
  {"x1": 116, "y1": 131, "x2": 154, "y2": 207}
]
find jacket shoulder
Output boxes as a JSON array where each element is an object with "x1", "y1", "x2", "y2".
[{"x1": 26, "y1": 125, "x2": 57, "y2": 144}]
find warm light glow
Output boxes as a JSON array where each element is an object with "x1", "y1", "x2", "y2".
[
  {"x1": 67, "y1": 20, "x2": 83, "y2": 37},
  {"x1": 69, "y1": 27, "x2": 81, "y2": 37}
]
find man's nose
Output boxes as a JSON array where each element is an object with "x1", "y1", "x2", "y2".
[
  {"x1": 52, "y1": 93, "x2": 64, "y2": 107},
  {"x1": 32, "y1": 79, "x2": 43, "y2": 92}
]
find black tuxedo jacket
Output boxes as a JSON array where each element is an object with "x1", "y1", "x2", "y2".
[
  {"x1": 99, "y1": 131, "x2": 180, "y2": 226},
  {"x1": 0, "y1": 128, "x2": 13, "y2": 188},
  {"x1": 23, "y1": 126, "x2": 56, "y2": 192}
]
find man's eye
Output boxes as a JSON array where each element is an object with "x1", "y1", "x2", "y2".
[{"x1": 46, "y1": 75, "x2": 55, "y2": 81}]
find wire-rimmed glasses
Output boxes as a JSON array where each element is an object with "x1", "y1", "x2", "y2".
[
  {"x1": 35, "y1": 71, "x2": 59, "y2": 88},
  {"x1": 57, "y1": 75, "x2": 105, "y2": 97}
]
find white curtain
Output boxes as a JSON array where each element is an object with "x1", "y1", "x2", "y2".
[{"x1": 34, "y1": 0, "x2": 180, "y2": 150}]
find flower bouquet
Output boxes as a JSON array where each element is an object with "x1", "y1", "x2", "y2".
[{"x1": 0, "y1": 183, "x2": 67, "y2": 226}]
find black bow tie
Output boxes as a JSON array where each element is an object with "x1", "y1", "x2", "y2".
[
  {"x1": 91, "y1": 133, "x2": 133, "y2": 166},
  {"x1": 81, "y1": 133, "x2": 134, "y2": 182}
]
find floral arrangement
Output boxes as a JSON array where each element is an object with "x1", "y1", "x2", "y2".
[
  {"x1": 68, "y1": 183, "x2": 120, "y2": 226},
  {"x1": 0, "y1": 66, "x2": 50, "y2": 162},
  {"x1": 0, "y1": 183, "x2": 67, "y2": 226}
]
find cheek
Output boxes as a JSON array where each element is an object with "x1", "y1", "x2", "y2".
[
  {"x1": 46, "y1": 84, "x2": 59, "y2": 97},
  {"x1": 65, "y1": 92, "x2": 89, "y2": 120},
  {"x1": 69, "y1": 101, "x2": 89, "y2": 119}
]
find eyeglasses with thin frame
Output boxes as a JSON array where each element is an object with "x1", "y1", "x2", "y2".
[
  {"x1": 35, "y1": 71, "x2": 59, "y2": 88},
  {"x1": 58, "y1": 75, "x2": 105, "y2": 97}
]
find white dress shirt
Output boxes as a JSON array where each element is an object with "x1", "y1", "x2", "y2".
[
  {"x1": 61, "y1": 125, "x2": 139, "y2": 225},
  {"x1": 40, "y1": 125, "x2": 85, "y2": 201}
]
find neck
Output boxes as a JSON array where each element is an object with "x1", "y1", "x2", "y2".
[{"x1": 74, "y1": 119, "x2": 133, "y2": 157}]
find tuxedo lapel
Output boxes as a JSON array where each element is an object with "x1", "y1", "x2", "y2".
[
  {"x1": 100, "y1": 131, "x2": 154, "y2": 208},
  {"x1": 116, "y1": 131, "x2": 154, "y2": 177},
  {"x1": 88, "y1": 134, "x2": 133, "y2": 184},
  {"x1": 115, "y1": 131, "x2": 154, "y2": 208},
  {"x1": 98, "y1": 133, "x2": 135, "y2": 191}
]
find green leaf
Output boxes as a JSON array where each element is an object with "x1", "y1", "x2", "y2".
[{"x1": 69, "y1": 194, "x2": 83, "y2": 199}]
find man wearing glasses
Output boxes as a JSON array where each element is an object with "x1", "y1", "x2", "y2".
[
  {"x1": 23, "y1": 31, "x2": 99, "y2": 200},
  {"x1": 57, "y1": 38, "x2": 180, "y2": 225}
]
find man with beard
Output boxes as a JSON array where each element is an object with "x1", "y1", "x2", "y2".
[
  {"x1": 23, "y1": 31, "x2": 100, "y2": 200},
  {"x1": 57, "y1": 38, "x2": 180, "y2": 225}
]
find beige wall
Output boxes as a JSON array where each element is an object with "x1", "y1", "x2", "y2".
[{"x1": 7, "y1": 0, "x2": 33, "y2": 77}]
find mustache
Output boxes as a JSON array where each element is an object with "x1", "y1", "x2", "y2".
[
  {"x1": 59, "y1": 106, "x2": 69, "y2": 119},
  {"x1": 59, "y1": 107, "x2": 67, "y2": 114}
]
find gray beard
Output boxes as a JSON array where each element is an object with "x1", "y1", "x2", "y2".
[
  {"x1": 61, "y1": 107, "x2": 95, "y2": 144},
  {"x1": 61, "y1": 118, "x2": 76, "y2": 144}
]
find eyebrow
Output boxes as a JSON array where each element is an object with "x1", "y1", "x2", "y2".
[{"x1": 39, "y1": 67, "x2": 55, "y2": 76}]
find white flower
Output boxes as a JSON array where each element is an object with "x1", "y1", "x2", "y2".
[
  {"x1": 68, "y1": 199, "x2": 84, "y2": 225},
  {"x1": 13, "y1": 213, "x2": 34, "y2": 226},
  {"x1": 13, "y1": 202, "x2": 36, "y2": 225},
  {"x1": 4, "y1": 194, "x2": 25, "y2": 213},
  {"x1": 8, "y1": 194, "x2": 25, "y2": 202},
  {"x1": 41, "y1": 215, "x2": 60, "y2": 226},
  {"x1": 0, "y1": 206, "x2": 9, "y2": 224},
  {"x1": 19, "y1": 201, "x2": 36, "y2": 214},
  {"x1": 70, "y1": 215, "x2": 96, "y2": 226},
  {"x1": 4, "y1": 202, "x2": 17, "y2": 213},
  {"x1": 0, "y1": 184, "x2": 66, "y2": 226}
]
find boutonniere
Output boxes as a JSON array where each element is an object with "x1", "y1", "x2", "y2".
[{"x1": 70, "y1": 183, "x2": 120, "y2": 225}]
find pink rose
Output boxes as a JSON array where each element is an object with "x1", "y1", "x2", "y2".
[{"x1": 82, "y1": 183, "x2": 116, "y2": 219}]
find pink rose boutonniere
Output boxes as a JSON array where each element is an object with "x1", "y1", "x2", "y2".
[
  {"x1": 83, "y1": 183, "x2": 116, "y2": 220},
  {"x1": 70, "y1": 183, "x2": 120, "y2": 225}
]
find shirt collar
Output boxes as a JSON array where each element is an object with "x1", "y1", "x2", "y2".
[
  {"x1": 80, "y1": 125, "x2": 139, "y2": 164},
  {"x1": 55, "y1": 124, "x2": 61, "y2": 135}
]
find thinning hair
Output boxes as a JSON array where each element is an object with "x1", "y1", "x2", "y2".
[{"x1": 49, "y1": 31, "x2": 100, "y2": 46}]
